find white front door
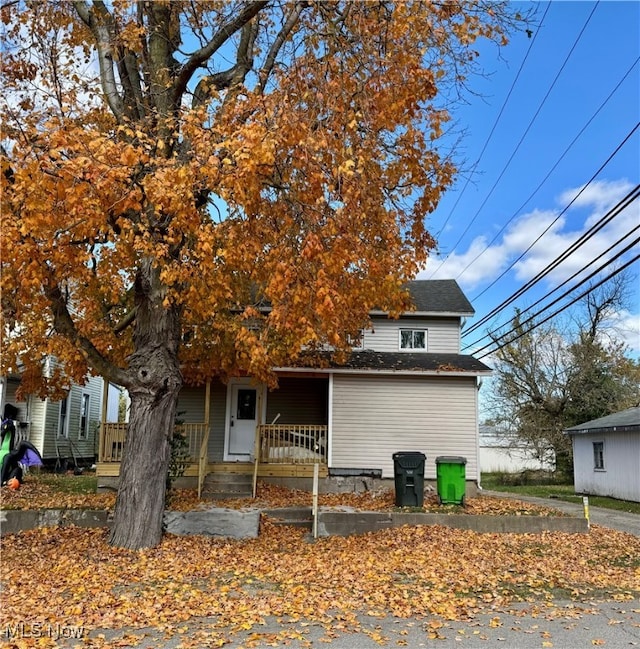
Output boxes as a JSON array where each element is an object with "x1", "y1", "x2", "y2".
[{"x1": 225, "y1": 380, "x2": 263, "y2": 461}]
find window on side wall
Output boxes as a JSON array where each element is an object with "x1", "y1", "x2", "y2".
[
  {"x1": 399, "y1": 329, "x2": 427, "y2": 351},
  {"x1": 79, "y1": 393, "x2": 90, "y2": 440},
  {"x1": 593, "y1": 441, "x2": 605, "y2": 471},
  {"x1": 58, "y1": 397, "x2": 69, "y2": 437}
]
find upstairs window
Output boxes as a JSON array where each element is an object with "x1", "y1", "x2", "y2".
[
  {"x1": 347, "y1": 329, "x2": 365, "y2": 350},
  {"x1": 593, "y1": 441, "x2": 605, "y2": 470},
  {"x1": 399, "y1": 329, "x2": 427, "y2": 351}
]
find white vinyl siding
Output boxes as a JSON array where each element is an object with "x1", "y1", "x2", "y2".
[
  {"x1": 362, "y1": 317, "x2": 461, "y2": 354},
  {"x1": 176, "y1": 386, "x2": 209, "y2": 424},
  {"x1": 41, "y1": 377, "x2": 103, "y2": 460},
  {"x1": 571, "y1": 432, "x2": 640, "y2": 502},
  {"x1": 330, "y1": 374, "x2": 478, "y2": 480}
]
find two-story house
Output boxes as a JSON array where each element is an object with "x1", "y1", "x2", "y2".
[{"x1": 97, "y1": 279, "x2": 491, "y2": 495}]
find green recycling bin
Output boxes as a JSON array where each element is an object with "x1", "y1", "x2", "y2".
[
  {"x1": 393, "y1": 452, "x2": 426, "y2": 507},
  {"x1": 436, "y1": 456, "x2": 467, "y2": 505}
]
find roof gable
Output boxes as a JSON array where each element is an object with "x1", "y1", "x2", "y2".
[{"x1": 404, "y1": 280, "x2": 475, "y2": 315}]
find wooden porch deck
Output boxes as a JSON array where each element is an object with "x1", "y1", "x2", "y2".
[
  {"x1": 96, "y1": 461, "x2": 328, "y2": 479},
  {"x1": 98, "y1": 421, "x2": 329, "y2": 486}
]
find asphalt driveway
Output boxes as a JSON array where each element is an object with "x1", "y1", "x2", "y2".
[{"x1": 480, "y1": 489, "x2": 640, "y2": 536}]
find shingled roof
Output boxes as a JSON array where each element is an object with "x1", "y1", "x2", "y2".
[
  {"x1": 564, "y1": 407, "x2": 640, "y2": 435},
  {"x1": 329, "y1": 351, "x2": 491, "y2": 374},
  {"x1": 283, "y1": 351, "x2": 491, "y2": 376},
  {"x1": 403, "y1": 279, "x2": 475, "y2": 316}
]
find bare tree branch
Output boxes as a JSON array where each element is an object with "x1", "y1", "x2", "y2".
[
  {"x1": 73, "y1": 1, "x2": 125, "y2": 120},
  {"x1": 258, "y1": 1, "x2": 306, "y2": 93},
  {"x1": 45, "y1": 282, "x2": 130, "y2": 387},
  {"x1": 193, "y1": 17, "x2": 258, "y2": 107},
  {"x1": 174, "y1": 0, "x2": 268, "y2": 103},
  {"x1": 113, "y1": 307, "x2": 137, "y2": 334}
]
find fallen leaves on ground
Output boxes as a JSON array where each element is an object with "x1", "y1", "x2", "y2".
[
  {"x1": 1, "y1": 519, "x2": 638, "y2": 648},
  {"x1": 1, "y1": 476, "x2": 560, "y2": 517},
  {"x1": 212, "y1": 482, "x2": 561, "y2": 516}
]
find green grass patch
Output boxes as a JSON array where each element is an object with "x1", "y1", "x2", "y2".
[
  {"x1": 482, "y1": 472, "x2": 640, "y2": 514},
  {"x1": 33, "y1": 471, "x2": 98, "y2": 495}
]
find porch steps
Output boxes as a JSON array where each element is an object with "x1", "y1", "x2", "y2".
[
  {"x1": 262, "y1": 507, "x2": 313, "y2": 530},
  {"x1": 201, "y1": 473, "x2": 253, "y2": 500}
]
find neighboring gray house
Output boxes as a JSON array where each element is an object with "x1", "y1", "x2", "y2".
[
  {"x1": 565, "y1": 407, "x2": 640, "y2": 503},
  {"x1": 98, "y1": 280, "x2": 493, "y2": 493},
  {"x1": 0, "y1": 365, "x2": 104, "y2": 466}
]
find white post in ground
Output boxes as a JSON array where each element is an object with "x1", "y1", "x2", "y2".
[
  {"x1": 312, "y1": 462, "x2": 319, "y2": 539},
  {"x1": 583, "y1": 496, "x2": 590, "y2": 529}
]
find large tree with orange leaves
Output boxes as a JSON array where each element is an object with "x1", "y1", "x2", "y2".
[{"x1": 1, "y1": 1, "x2": 525, "y2": 548}]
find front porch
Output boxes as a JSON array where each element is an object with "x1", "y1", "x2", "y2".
[{"x1": 97, "y1": 421, "x2": 329, "y2": 495}]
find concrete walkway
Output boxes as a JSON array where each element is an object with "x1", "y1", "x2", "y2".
[{"x1": 480, "y1": 489, "x2": 640, "y2": 536}]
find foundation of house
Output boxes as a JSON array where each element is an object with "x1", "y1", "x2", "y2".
[{"x1": 97, "y1": 474, "x2": 480, "y2": 500}]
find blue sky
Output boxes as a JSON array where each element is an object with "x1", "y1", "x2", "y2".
[{"x1": 417, "y1": 1, "x2": 640, "y2": 358}]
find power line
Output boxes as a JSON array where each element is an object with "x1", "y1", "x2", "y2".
[
  {"x1": 464, "y1": 229, "x2": 640, "y2": 353},
  {"x1": 475, "y1": 253, "x2": 640, "y2": 360},
  {"x1": 463, "y1": 123, "x2": 640, "y2": 326},
  {"x1": 433, "y1": 2, "x2": 552, "y2": 242},
  {"x1": 455, "y1": 57, "x2": 639, "y2": 283},
  {"x1": 431, "y1": 1, "x2": 600, "y2": 277},
  {"x1": 463, "y1": 180, "x2": 640, "y2": 338},
  {"x1": 462, "y1": 220, "x2": 640, "y2": 351}
]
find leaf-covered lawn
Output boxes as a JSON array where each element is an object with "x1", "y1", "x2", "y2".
[
  {"x1": 1, "y1": 475, "x2": 560, "y2": 517},
  {"x1": 2, "y1": 477, "x2": 638, "y2": 647},
  {"x1": 1, "y1": 519, "x2": 639, "y2": 648}
]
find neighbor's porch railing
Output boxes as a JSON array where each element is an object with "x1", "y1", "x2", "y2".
[
  {"x1": 256, "y1": 424, "x2": 328, "y2": 464},
  {"x1": 100, "y1": 422, "x2": 208, "y2": 464}
]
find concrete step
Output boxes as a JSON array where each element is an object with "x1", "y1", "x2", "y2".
[
  {"x1": 201, "y1": 472, "x2": 253, "y2": 500},
  {"x1": 262, "y1": 507, "x2": 313, "y2": 529},
  {"x1": 201, "y1": 489, "x2": 254, "y2": 500}
]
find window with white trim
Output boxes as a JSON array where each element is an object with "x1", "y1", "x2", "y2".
[
  {"x1": 399, "y1": 329, "x2": 427, "y2": 351},
  {"x1": 58, "y1": 397, "x2": 69, "y2": 437},
  {"x1": 347, "y1": 329, "x2": 365, "y2": 350},
  {"x1": 79, "y1": 393, "x2": 90, "y2": 440},
  {"x1": 593, "y1": 441, "x2": 605, "y2": 470}
]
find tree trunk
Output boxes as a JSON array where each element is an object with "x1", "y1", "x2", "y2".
[{"x1": 109, "y1": 260, "x2": 183, "y2": 549}]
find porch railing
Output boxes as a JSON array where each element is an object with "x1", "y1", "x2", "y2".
[
  {"x1": 197, "y1": 426, "x2": 210, "y2": 499},
  {"x1": 100, "y1": 422, "x2": 207, "y2": 464},
  {"x1": 257, "y1": 424, "x2": 328, "y2": 464},
  {"x1": 100, "y1": 423, "x2": 128, "y2": 462},
  {"x1": 100, "y1": 422, "x2": 327, "y2": 474}
]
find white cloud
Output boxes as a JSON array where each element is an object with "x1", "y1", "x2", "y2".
[
  {"x1": 606, "y1": 308, "x2": 640, "y2": 355},
  {"x1": 558, "y1": 178, "x2": 636, "y2": 224},
  {"x1": 511, "y1": 180, "x2": 639, "y2": 286},
  {"x1": 420, "y1": 235, "x2": 511, "y2": 290},
  {"x1": 420, "y1": 179, "x2": 639, "y2": 297}
]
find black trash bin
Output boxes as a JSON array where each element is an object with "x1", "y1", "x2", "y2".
[{"x1": 392, "y1": 452, "x2": 426, "y2": 507}]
